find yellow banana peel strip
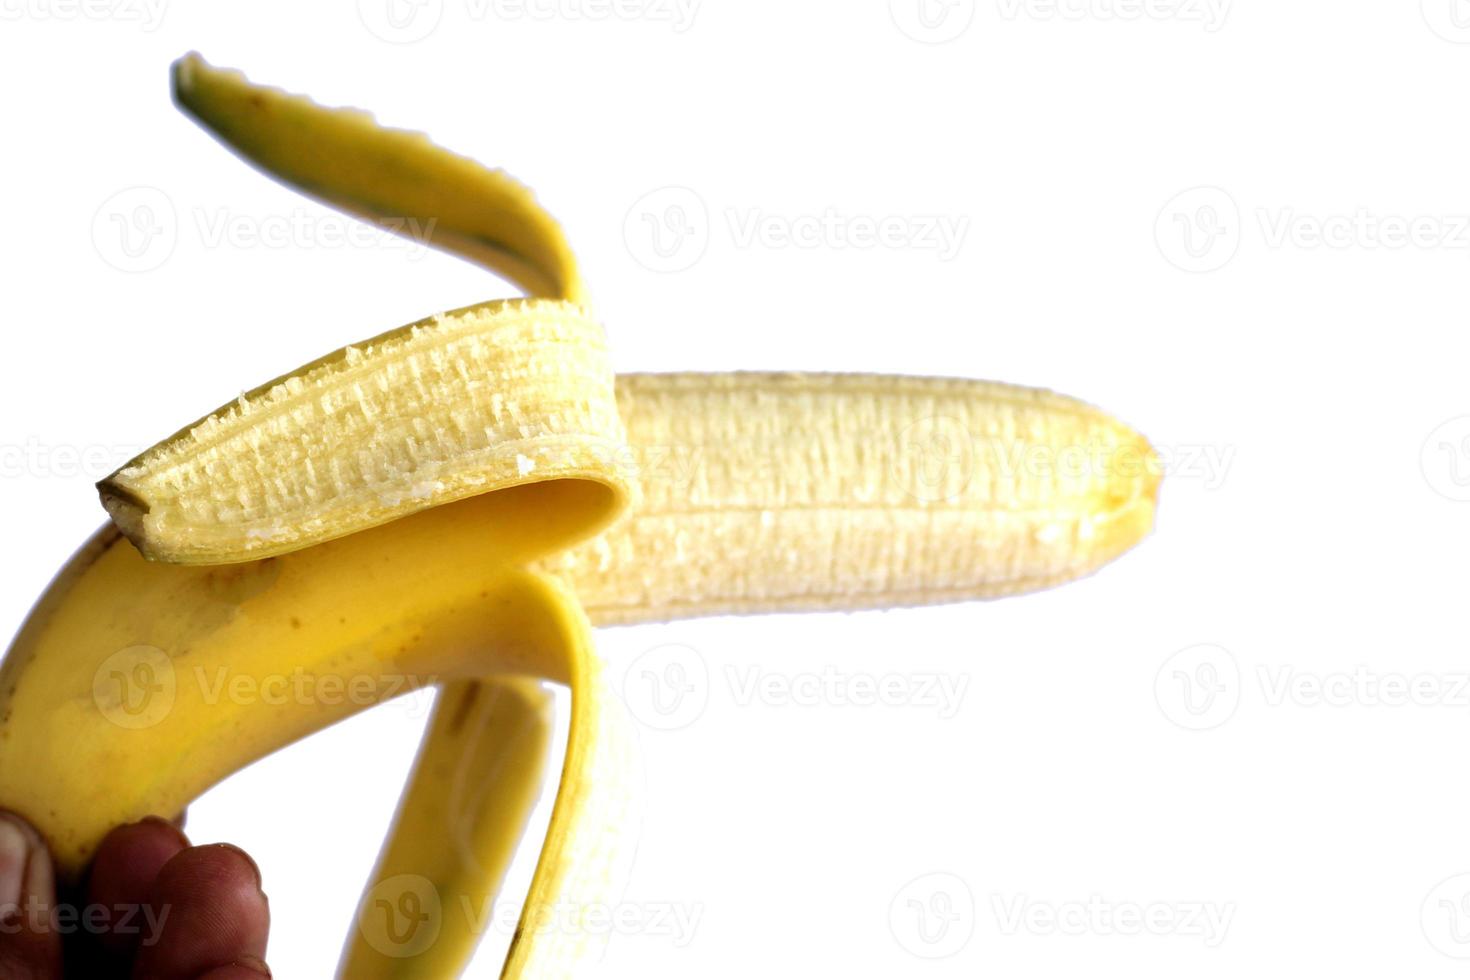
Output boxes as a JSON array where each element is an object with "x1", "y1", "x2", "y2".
[{"x1": 0, "y1": 54, "x2": 1161, "y2": 978}]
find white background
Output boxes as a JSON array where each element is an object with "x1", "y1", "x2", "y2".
[{"x1": 4, "y1": 1, "x2": 1470, "y2": 976}]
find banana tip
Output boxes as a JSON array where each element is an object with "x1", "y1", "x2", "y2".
[{"x1": 96, "y1": 480, "x2": 150, "y2": 556}]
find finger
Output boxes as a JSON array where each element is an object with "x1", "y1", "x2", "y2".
[
  {"x1": 82, "y1": 816, "x2": 190, "y2": 962},
  {"x1": 0, "y1": 811, "x2": 61, "y2": 980},
  {"x1": 129, "y1": 843, "x2": 269, "y2": 980},
  {"x1": 192, "y1": 955, "x2": 271, "y2": 979}
]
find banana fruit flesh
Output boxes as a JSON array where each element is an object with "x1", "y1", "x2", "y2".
[
  {"x1": 554, "y1": 371, "x2": 1157, "y2": 624},
  {"x1": 99, "y1": 299, "x2": 630, "y2": 564},
  {"x1": 0, "y1": 53, "x2": 1161, "y2": 978}
]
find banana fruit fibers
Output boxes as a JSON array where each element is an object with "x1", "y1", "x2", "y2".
[{"x1": 0, "y1": 54, "x2": 1161, "y2": 979}]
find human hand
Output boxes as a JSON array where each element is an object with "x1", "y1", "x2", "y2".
[{"x1": 0, "y1": 811, "x2": 270, "y2": 979}]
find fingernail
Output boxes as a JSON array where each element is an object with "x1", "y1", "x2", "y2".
[
  {"x1": 0, "y1": 814, "x2": 29, "y2": 908},
  {"x1": 214, "y1": 843, "x2": 263, "y2": 892},
  {"x1": 23, "y1": 834, "x2": 52, "y2": 910},
  {"x1": 233, "y1": 954, "x2": 271, "y2": 976}
]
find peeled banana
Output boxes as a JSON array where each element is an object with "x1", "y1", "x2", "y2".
[{"x1": 0, "y1": 54, "x2": 1160, "y2": 978}]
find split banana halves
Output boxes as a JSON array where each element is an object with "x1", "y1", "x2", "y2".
[{"x1": 0, "y1": 54, "x2": 1161, "y2": 978}]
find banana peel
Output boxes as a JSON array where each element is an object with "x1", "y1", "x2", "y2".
[{"x1": 0, "y1": 54, "x2": 1162, "y2": 978}]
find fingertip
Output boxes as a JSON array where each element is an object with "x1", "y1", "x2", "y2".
[
  {"x1": 209, "y1": 844, "x2": 262, "y2": 893},
  {"x1": 131, "y1": 841, "x2": 270, "y2": 980},
  {"x1": 193, "y1": 954, "x2": 271, "y2": 979},
  {"x1": 142, "y1": 814, "x2": 193, "y2": 848},
  {"x1": 0, "y1": 810, "x2": 61, "y2": 979},
  {"x1": 82, "y1": 813, "x2": 192, "y2": 963},
  {"x1": 93, "y1": 815, "x2": 191, "y2": 884}
]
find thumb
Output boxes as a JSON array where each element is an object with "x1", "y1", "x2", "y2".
[{"x1": 0, "y1": 812, "x2": 61, "y2": 979}]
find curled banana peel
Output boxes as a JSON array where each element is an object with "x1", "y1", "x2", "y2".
[{"x1": 0, "y1": 54, "x2": 1162, "y2": 978}]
